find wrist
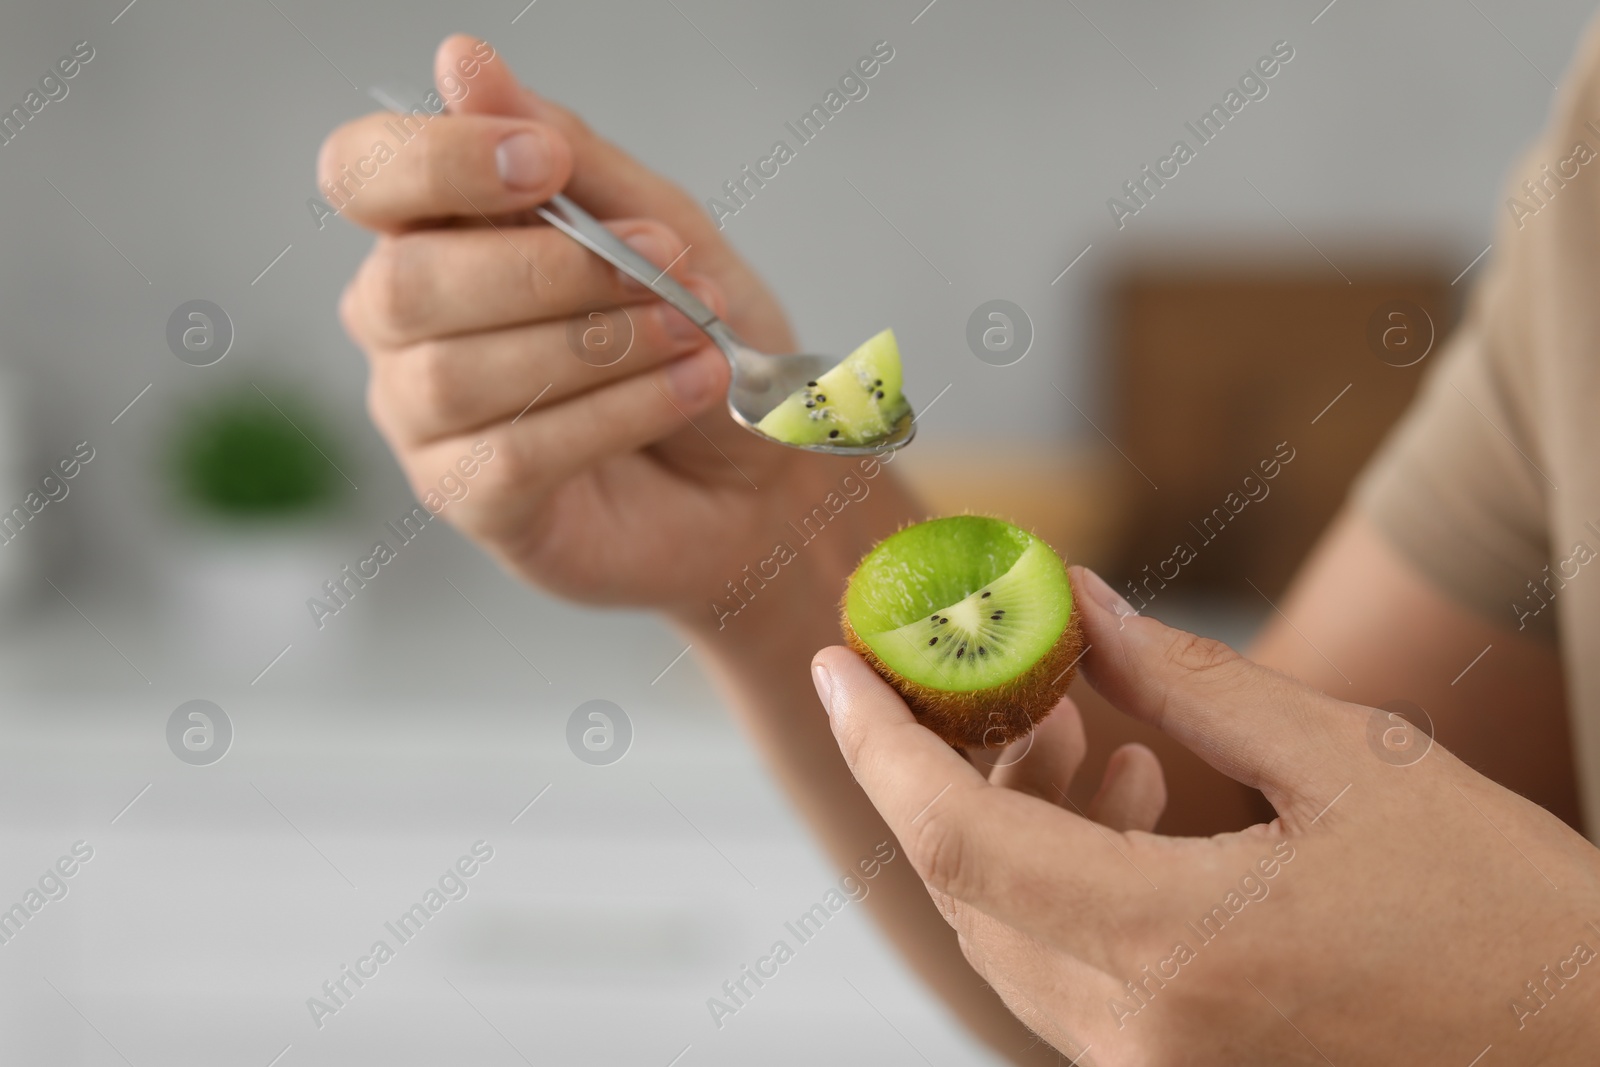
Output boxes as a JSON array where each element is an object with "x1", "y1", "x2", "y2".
[{"x1": 667, "y1": 456, "x2": 923, "y2": 654}]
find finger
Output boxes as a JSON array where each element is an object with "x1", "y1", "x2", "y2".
[
  {"x1": 815, "y1": 646, "x2": 1155, "y2": 969},
  {"x1": 1089, "y1": 744, "x2": 1167, "y2": 832},
  {"x1": 438, "y1": 35, "x2": 702, "y2": 223},
  {"x1": 369, "y1": 293, "x2": 710, "y2": 445},
  {"x1": 316, "y1": 111, "x2": 572, "y2": 230},
  {"x1": 413, "y1": 341, "x2": 730, "y2": 509},
  {"x1": 346, "y1": 219, "x2": 691, "y2": 348},
  {"x1": 436, "y1": 36, "x2": 749, "y2": 276},
  {"x1": 1071, "y1": 566, "x2": 1358, "y2": 817},
  {"x1": 983, "y1": 696, "x2": 1087, "y2": 805}
]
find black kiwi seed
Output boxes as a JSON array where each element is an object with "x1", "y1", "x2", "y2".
[
  {"x1": 927, "y1": 637, "x2": 937, "y2": 646},
  {"x1": 807, "y1": 380, "x2": 818, "y2": 387},
  {"x1": 828, "y1": 430, "x2": 840, "y2": 439},
  {"x1": 990, "y1": 613, "x2": 1002, "y2": 620},
  {"x1": 981, "y1": 591, "x2": 991, "y2": 598},
  {"x1": 815, "y1": 394, "x2": 826, "y2": 402},
  {"x1": 956, "y1": 647, "x2": 965, "y2": 658},
  {"x1": 805, "y1": 401, "x2": 815, "y2": 408},
  {"x1": 978, "y1": 646, "x2": 987, "y2": 655},
  {"x1": 875, "y1": 378, "x2": 883, "y2": 386}
]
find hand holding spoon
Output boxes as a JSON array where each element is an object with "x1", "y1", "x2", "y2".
[
  {"x1": 366, "y1": 85, "x2": 915, "y2": 457},
  {"x1": 537, "y1": 194, "x2": 915, "y2": 457}
]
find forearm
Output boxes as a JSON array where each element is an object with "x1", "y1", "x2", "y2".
[
  {"x1": 1248, "y1": 510, "x2": 1580, "y2": 829},
  {"x1": 669, "y1": 463, "x2": 1061, "y2": 1067}
]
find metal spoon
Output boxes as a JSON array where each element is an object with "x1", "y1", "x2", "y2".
[
  {"x1": 367, "y1": 84, "x2": 913, "y2": 455},
  {"x1": 535, "y1": 194, "x2": 915, "y2": 456}
]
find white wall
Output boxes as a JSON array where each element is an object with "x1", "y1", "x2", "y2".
[{"x1": 0, "y1": 0, "x2": 1592, "y2": 581}]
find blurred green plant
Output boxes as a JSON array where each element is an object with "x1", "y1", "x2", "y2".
[{"x1": 168, "y1": 388, "x2": 342, "y2": 520}]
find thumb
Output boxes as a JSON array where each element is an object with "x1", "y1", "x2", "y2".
[
  {"x1": 435, "y1": 35, "x2": 726, "y2": 245},
  {"x1": 434, "y1": 34, "x2": 533, "y2": 119},
  {"x1": 1070, "y1": 566, "x2": 1359, "y2": 816},
  {"x1": 432, "y1": 35, "x2": 793, "y2": 355}
]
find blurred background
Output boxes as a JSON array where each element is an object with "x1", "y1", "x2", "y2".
[{"x1": 0, "y1": 0, "x2": 1590, "y2": 1062}]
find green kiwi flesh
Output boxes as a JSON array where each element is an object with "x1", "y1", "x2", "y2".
[
  {"x1": 841, "y1": 515, "x2": 1081, "y2": 749},
  {"x1": 755, "y1": 328, "x2": 908, "y2": 446}
]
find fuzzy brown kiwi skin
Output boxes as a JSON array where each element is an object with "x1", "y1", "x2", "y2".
[{"x1": 840, "y1": 578, "x2": 1085, "y2": 752}]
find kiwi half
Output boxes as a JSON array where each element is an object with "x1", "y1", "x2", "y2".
[{"x1": 840, "y1": 515, "x2": 1082, "y2": 749}]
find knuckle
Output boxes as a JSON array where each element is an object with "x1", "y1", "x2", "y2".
[
  {"x1": 361, "y1": 236, "x2": 431, "y2": 341},
  {"x1": 952, "y1": 926, "x2": 994, "y2": 981},
  {"x1": 404, "y1": 462, "x2": 446, "y2": 508},
  {"x1": 908, "y1": 805, "x2": 981, "y2": 902},
  {"x1": 954, "y1": 912, "x2": 1039, "y2": 977},
  {"x1": 473, "y1": 431, "x2": 536, "y2": 495},
  {"x1": 337, "y1": 282, "x2": 364, "y2": 344},
  {"x1": 1162, "y1": 630, "x2": 1242, "y2": 677},
  {"x1": 402, "y1": 342, "x2": 467, "y2": 424}
]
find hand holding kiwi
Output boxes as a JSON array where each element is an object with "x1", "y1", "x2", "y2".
[{"x1": 840, "y1": 516, "x2": 1083, "y2": 749}]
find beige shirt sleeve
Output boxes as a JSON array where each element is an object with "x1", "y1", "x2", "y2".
[
  {"x1": 1353, "y1": 257, "x2": 1556, "y2": 641},
  {"x1": 1354, "y1": 15, "x2": 1600, "y2": 832},
  {"x1": 1348, "y1": 24, "x2": 1600, "y2": 643}
]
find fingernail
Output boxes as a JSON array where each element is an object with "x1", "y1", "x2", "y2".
[
  {"x1": 657, "y1": 303, "x2": 703, "y2": 347},
  {"x1": 623, "y1": 230, "x2": 669, "y2": 265},
  {"x1": 812, "y1": 663, "x2": 835, "y2": 716},
  {"x1": 1078, "y1": 567, "x2": 1139, "y2": 621},
  {"x1": 618, "y1": 232, "x2": 670, "y2": 293},
  {"x1": 665, "y1": 350, "x2": 718, "y2": 407},
  {"x1": 495, "y1": 131, "x2": 551, "y2": 191}
]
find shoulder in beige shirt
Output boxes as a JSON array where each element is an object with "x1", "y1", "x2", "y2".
[{"x1": 1356, "y1": 13, "x2": 1600, "y2": 834}]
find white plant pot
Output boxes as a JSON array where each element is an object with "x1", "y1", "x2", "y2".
[{"x1": 165, "y1": 518, "x2": 344, "y2": 675}]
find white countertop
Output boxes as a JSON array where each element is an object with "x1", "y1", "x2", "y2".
[{"x1": 0, "y1": 539, "x2": 1010, "y2": 1066}]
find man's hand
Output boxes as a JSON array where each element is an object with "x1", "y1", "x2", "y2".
[
  {"x1": 817, "y1": 566, "x2": 1600, "y2": 1065},
  {"x1": 323, "y1": 35, "x2": 860, "y2": 614},
  {"x1": 322, "y1": 44, "x2": 1062, "y2": 1060}
]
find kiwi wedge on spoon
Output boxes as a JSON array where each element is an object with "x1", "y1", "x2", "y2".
[{"x1": 755, "y1": 329, "x2": 909, "y2": 447}]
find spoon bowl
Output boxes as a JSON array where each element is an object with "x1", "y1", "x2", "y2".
[{"x1": 708, "y1": 330, "x2": 917, "y2": 456}]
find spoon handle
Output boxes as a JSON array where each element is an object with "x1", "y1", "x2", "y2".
[{"x1": 537, "y1": 194, "x2": 722, "y2": 332}]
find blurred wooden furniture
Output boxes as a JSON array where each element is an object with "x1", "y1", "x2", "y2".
[{"x1": 1107, "y1": 264, "x2": 1458, "y2": 598}]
